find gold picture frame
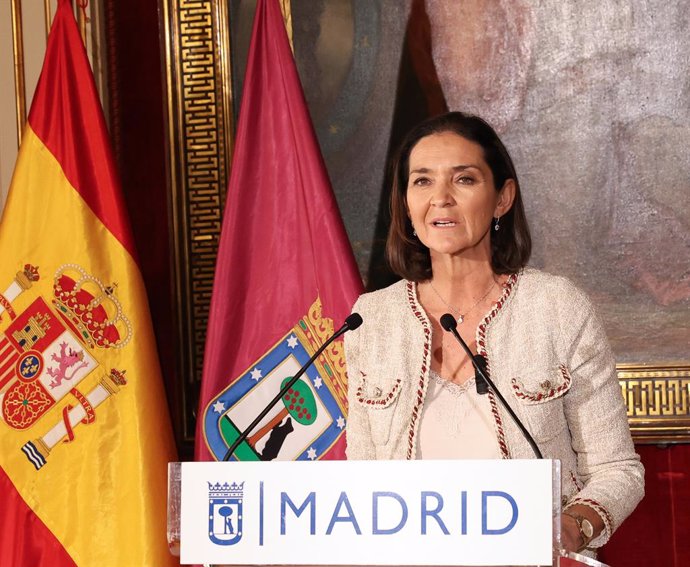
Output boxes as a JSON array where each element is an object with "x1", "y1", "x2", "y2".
[{"x1": 160, "y1": 0, "x2": 235, "y2": 447}]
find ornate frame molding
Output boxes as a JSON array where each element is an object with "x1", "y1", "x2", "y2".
[
  {"x1": 618, "y1": 364, "x2": 690, "y2": 444},
  {"x1": 160, "y1": 0, "x2": 234, "y2": 447}
]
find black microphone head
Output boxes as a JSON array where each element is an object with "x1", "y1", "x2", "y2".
[
  {"x1": 440, "y1": 313, "x2": 457, "y2": 332},
  {"x1": 345, "y1": 312, "x2": 363, "y2": 331}
]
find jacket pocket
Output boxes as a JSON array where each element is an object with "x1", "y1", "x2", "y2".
[
  {"x1": 355, "y1": 373, "x2": 402, "y2": 446},
  {"x1": 510, "y1": 364, "x2": 572, "y2": 443}
]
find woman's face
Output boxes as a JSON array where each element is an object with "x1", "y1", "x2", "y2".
[{"x1": 405, "y1": 131, "x2": 513, "y2": 261}]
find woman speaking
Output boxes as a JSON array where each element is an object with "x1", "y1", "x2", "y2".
[{"x1": 345, "y1": 112, "x2": 643, "y2": 556}]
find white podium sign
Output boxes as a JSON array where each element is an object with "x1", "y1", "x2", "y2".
[{"x1": 178, "y1": 460, "x2": 557, "y2": 566}]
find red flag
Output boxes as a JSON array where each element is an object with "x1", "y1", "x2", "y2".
[
  {"x1": 0, "y1": 1, "x2": 177, "y2": 565},
  {"x1": 195, "y1": 0, "x2": 363, "y2": 462}
]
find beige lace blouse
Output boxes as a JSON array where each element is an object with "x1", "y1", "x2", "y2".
[{"x1": 416, "y1": 370, "x2": 502, "y2": 460}]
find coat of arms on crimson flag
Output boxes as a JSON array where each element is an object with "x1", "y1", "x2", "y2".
[{"x1": 202, "y1": 298, "x2": 348, "y2": 462}]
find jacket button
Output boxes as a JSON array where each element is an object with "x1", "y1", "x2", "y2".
[
  {"x1": 541, "y1": 380, "x2": 552, "y2": 390},
  {"x1": 373, "y1": 387, "x2": 382, "y2": 398}
]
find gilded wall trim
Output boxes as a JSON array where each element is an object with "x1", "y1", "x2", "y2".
[
  {"x1": 618, "y1": 365, "x2": 690, "y2": 444},
  {"x1": 160, "y1": 0, "x2": 234, "y2": 445}
]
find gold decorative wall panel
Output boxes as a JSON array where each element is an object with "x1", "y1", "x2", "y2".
[
  {"x1": 619, "y1": 366, "x2": 690, "y2": 444},
  {"x1": 161, "y1": 0, "x2": 233, "y2": 446}
]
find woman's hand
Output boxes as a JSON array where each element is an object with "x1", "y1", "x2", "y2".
[
  {"x1": 561, "y1": 513, "x2": 585, "y2": 553},
  {"x1": 561, "y1": 505, "x2": 602, "y2": 553}
]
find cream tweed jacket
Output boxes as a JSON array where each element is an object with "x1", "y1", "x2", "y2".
[{"x1": 345, "y1": 268, "x2": 644, "y2": 548}]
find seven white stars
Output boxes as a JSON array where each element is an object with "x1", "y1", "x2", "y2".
[
  {"x1": 212, "y1": 401, "x2": 226, "y2": 414},
  {"x1": 287, "y1": 335, "x2": 298, "y2": 348},
  {"x1": 313, "y1": 376, "x2": 323, "y2": 389},
  {"x1": 336, "y1": 416, "x2": 345, "y2": 430},
  {"x1": 307, "y1": 447, "x2": 317, "y2": 460},
  {"x1": 250, "y1": 367, "x2": 262, "y2": 381}
]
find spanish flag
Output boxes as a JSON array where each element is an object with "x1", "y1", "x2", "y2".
[{"x1": 0, "y1": 1, "x2": 177, "y2": 566}]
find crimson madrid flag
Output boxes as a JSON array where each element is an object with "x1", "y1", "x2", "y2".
[{"x1": 196, "y1": 0, "x2": 363, "y2": 462}]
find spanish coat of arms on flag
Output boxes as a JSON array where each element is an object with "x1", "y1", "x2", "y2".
[{"x1": 0, "y1": 265, "x2": 129, "y2": 470}]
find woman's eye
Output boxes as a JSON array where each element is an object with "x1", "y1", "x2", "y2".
[
  {"x1": 412, "y1": 177, "x2": 430, "y2": 186},
  {"x1": 456, "y1": 175, "x2": 474, "y2": 185}
]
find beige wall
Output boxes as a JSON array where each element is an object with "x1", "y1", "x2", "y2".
[{"x1": 0, "y1": 0, "x2": 106, "y2": 215}]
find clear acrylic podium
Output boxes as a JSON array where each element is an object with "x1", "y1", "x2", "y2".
[{"x1": 168, "y1": 460, "x2": 610, "y2": 567}]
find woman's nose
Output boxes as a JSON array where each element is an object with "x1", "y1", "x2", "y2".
[{"x1": 430, "y1": 183, "x2": 454, "y2": 206}]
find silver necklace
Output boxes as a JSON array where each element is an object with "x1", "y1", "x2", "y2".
[{"x1": 428, "y1": 279, "x2": 496, "y2": 324}]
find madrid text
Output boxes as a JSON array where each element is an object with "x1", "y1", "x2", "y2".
[{"x1": 279, "y1": 490, "x2": 519, "y2": 537}]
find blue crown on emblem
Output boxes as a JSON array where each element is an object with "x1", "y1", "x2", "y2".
[{"x1": 208, "y1": 481, "x2": 244, "y2": 499}]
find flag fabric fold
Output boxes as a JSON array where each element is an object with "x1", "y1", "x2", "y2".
[
  {"x1": 196, "y1": 0, "x2": 363, "y2": 463},
  {"x1": 0, "y1": 1, "x2": 177, "y2": 565}
]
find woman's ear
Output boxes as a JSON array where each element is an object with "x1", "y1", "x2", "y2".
[{"x1": 495, "y1": 179, "x2": 516, "y2": 217}]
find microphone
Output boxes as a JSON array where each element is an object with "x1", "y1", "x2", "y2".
[
  {"x1": 439, "y1": 313, "x2": 543, "y2": 459},
  {"x1": 222, "y1": 313, "x2": 363, "y2": 461},
  {"x1": 473, "y1": 352, "x2": 490, "y2": 395}
]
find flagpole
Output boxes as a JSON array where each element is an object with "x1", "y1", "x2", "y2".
[
  {"x1": 76, "y1": 0, "x2": 88, "y2": 47},
  {"x1": 278, "y1": 0, "x2": 294, "y2": 53},
  {"x1": 44, "y1": 0, "x2": 52, "y2": 41},
  {"x1": 10, "y1": 0, "x2": 27, "y2": 147}
]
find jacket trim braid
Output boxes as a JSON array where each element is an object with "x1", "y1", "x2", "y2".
[
  {"x1": 511, "y1": 364, "x2": 573, "y2": 403},
  {"x1": 405, "y1": 280, "x2": 432, "y2": 459},
  {"x1": 488, "y1": 391, "x2": 510, "y2": 458},
  {"x1": 570, "y1": 470, "x2": 584, "y2": 492},
  {"x1": 356, "y1": 375, "x2": 402, "y2": 406},
  {"x1": 476, "y1": 272, "x2": 518, "y2": 459}
]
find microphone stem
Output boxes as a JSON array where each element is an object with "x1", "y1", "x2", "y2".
[
  {"x1": 448, "y1": 327, "x2": 543, "y2": 459},
  {"x1": 221, "y1": 324, "x2": 349, "y2": 462}
]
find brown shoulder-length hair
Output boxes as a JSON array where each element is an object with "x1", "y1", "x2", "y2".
[{"x1": 386, "y1": 111, "x2": 531, "y2": 282}]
